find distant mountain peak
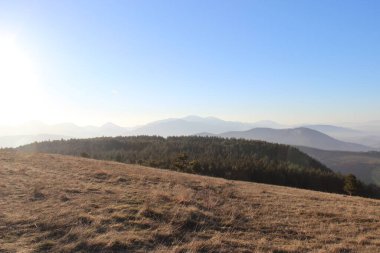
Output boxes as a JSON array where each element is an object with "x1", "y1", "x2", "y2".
[
  {"x1": 182, "y1": 115, "x2": 204, "y2": 121},
  {"x1": 181, "y1": 115, "x2": 223, "y2": 123},
  {"x1": 101, "y1": 122, "x2": 121, "y2": 128}
]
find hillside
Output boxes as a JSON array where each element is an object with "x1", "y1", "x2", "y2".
[
  {"x1": 1, "y1": 151, "x2": 380, "y2": 252},
  {"x1": 18, "y1": 136, "x2": 367, "y2": 196},
  {"x1": 302, "y1": 125, "x2": 360, "y2": 137},
  {"x1": 299, "y1": 146, "x2": 380, "y2": 186},
  {"x1": 217, "y1": 127, "x2": 372, "y2": 152}
]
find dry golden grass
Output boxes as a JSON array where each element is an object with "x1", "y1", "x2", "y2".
[{"x1": 0, "y1": 150, "x2": 380, "y2": 253}]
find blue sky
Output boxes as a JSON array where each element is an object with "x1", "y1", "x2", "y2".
[{"x1": 0, "y1": 0, "x2": 379, "y2": 126}]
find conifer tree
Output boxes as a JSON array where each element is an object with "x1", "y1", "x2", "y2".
[{"x1": 344, "y1": 174, "x2": 359, "y2": 196}]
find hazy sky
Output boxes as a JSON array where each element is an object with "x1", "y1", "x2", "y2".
[{"x1": 0, "y1": 0, "x2": 379, "y2": 126}]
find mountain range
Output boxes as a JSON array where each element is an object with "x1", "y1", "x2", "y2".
[
  {"x1": 199, "y1": 127, "x2": 373, "y2": 152},
  {"x1": 0, "y1": 116, "x2": 380, "y2": 151}
]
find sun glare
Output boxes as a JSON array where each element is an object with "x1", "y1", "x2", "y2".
[{"x1": 0, "y1": 35, "x2": 44, "y2": 124}]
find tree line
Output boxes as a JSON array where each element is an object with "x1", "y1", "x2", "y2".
[{"x1": 18, "y1": 136, "x2": 380, "y2": 198}]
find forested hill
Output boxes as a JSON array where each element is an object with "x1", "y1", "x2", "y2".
[{"x1": 18, "y1": 136, "x2": 380, "y2": 198}]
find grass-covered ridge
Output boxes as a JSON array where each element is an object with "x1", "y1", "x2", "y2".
[
  {"x1": 1, "y1": 151, "x2": 380, "y2": 252},
  {"x1": 18, "y1": 136, "x2": 380, "y2": 197}
]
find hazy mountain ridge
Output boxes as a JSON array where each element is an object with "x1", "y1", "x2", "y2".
[
  {"x1": 0, "y1": 116, "x2": 283, "y2": 147},
  {"x1": 0, "y1": 122, "x2": 131, "y2": 147},
  {"x1": 302, "y1": 125, "x2": 360, "y2": 135},
  {"x1": 0, "y1": 134, "x2": 72, "y2": 148},
  {"x1": 304, "y1": 124, "x2": 380, "y2": 149},
  {"x1": 337, "y1": 135, "x2": 380, "y2": 150},
  {"x1": 215, "y1": 127, "x2": 373, "y2": 152},
  {"x1": 298, "y1": 146, "x2": 380, "y2": 186},
  {"x1": 1, "y1": 116, "x2": 380, "y2": 149},
  {"x1": 130, "y1": 116, "x2": 257, "y2": 136}
]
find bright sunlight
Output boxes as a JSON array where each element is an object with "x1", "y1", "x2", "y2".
[{"x1": 0, "y1": 34, "x2": 44, "y2": 124}]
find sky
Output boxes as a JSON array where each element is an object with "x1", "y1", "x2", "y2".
[{"x1": 0, "y1": 0, "x2": 379, "y2": 127}]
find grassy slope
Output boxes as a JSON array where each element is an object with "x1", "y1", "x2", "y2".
[{"x1": 1, "y1": 151, "x2": 380, "y2": 253}]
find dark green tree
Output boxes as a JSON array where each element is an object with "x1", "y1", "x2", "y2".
[
  {"x1": 80, "y1": 152, "x2": 90, "y2": 158},
  {"x1": 174, "y1": 152, "x2": 189, "y2": 171},
  {"x1": 115, "y1": 153, "x2": 123, "y2": 162},
  {"x1": 344, "y1": 174, "x2": 360, "y2": 196},
  {"x1": 189, "y1": 159, "x2": 202, "y2": 173}
]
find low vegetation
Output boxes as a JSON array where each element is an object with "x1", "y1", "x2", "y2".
[
  {"x1": 1, "y1": 151, "x2": 380, "y2": 252},
  {"x1": 19, "y1": 136, "x2": 380, "y2": 198}
]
